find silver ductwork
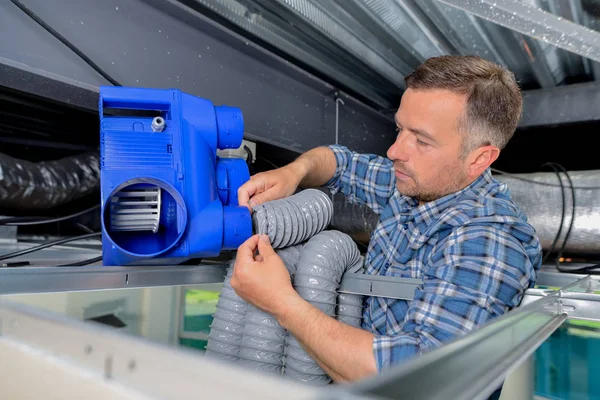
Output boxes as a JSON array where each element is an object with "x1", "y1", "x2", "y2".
[
  {"x1": 496, "y1": 170, "x2": 600, "y2": 256},
  {"x1": 328, "y1": 171, "x2": 600, "y2": 256}
]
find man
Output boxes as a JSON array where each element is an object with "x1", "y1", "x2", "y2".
[{"x1": 230, "y1": 55, "x2": 542, "y2": 383}]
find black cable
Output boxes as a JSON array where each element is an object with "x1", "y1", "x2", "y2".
[
  {"x1": 56, "y1": 255, "x2": 103, "y2": 267},
  {"x1": 9, "y1": 0, "x2": 121, "y2": 86},
  {"x1": 538, "y1": 162, "x2": 581, "y2": 274},
  {"x1": 561, "y1": 263, "x2": 600, "y2": 274},
  {"x1": 540, "y1": 163, "x2": 565, "y2": 265},
  {"x1": 74, "y1": 222, "x2": 96, "y2": 234},
  {"x1": 547, "y1": 163, "x2": 576, "y2": 270},
  {"x1": 244, "y1": 145, "x2": 254, "y2": 165},
  {"x1": 259, "y1": 157, "x2": 280, "y2": 170},
  {"x1": 491, "y1": 168, "x2": 600, "y2": 190},
  {"x1": 244, "y1": 145, "x2": 254, "y2": 174},
  {"x1": 0, "y1": 205, "x2": 100, "y2": 226},
  {"x1": 0, "y1": 232, "x2": 101, "y2": 262}
]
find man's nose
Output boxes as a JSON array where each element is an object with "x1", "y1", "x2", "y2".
[{"x1": 387, "y1": 133, "x2": 410, "y2": 162}]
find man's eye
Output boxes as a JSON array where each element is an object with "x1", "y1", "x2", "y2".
[{"x1": 417, "y1": 139, "x2": 429, "y2": 146}]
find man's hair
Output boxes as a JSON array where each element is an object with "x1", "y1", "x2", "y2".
[{"x1": 405, "y1": 55, "x2": 522, "y2": 156}]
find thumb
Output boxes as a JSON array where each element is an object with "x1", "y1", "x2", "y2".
[
  {"x1": 257, "y1": 234, "x2": 277, "y2": 257},
  {"x1": 249, "y1": 191, "x2": 276, "y2": 208}
]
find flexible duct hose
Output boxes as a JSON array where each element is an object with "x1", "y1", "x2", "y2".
[
  {"x1": 206, "y1": 247, "x2": 303, "y2": 366},
  {"x1": 0, "y1": 151, "x2": 100, "y2": 210},
  {"x1": 238, "y1": 246, "x2": 302, "y2": 375},
  {"x1": 283, "y1": 230, "x2": 362, "y2": 384},
  {"x1": 206, "y1": 189, "x2": 365, "y2": 386},
  {"x1": 252, "y1": 189, "x2": 333, "y2": 248},
  {"x1": 205, "y1": 261, "x2": 247, "y2": 362}
]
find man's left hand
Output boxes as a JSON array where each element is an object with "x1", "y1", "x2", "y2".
[{"x1": 230, "y1": 234, "x2": 299, "y2": 317}]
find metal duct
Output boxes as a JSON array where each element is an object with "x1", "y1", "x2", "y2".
[
  {"x1": 496, "y1": 171, "x2": 600, "y2": 255},
  {"x1": 328, "y1": 171, "x2": 600, "y2": 256},
  {"x1": 0, "y1": 152, "x2": 100, "y2": 210}
]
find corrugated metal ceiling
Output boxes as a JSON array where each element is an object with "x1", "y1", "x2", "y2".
[{"x1": 181, "y1": 0, "x2": 600, "y2": 111}]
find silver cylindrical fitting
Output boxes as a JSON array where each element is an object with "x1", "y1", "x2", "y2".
[{"x1": 151, "y1": 116, "x2": 166, "y2": 132}]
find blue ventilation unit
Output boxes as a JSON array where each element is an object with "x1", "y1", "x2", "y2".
[{"x1": 99, "y1": 86, "x2": 253, "y2": 266}]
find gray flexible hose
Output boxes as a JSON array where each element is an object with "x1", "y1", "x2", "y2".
[
  {"x1": 283, "y1": 230, "x2": 362, "y2": 385},
  {"x1": 205, "y1": 261, "x2": 247, "y2": 362},
  {"x1": 252, "y1": 189, "x2": 333, "y2": 248},
  {"x1": 238, "y1": 246, "x2": 303, "y2": 374},
  {"x1": 207, "y1": 190, "x2": 365, "y2": 386},
  {"x1": 336, "y1": 258, "x2": 365, "y2": 328}
]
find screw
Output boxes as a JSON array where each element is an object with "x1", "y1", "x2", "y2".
[
  {"x1": 128, "y1": 360, "x2": 137, "y2": 371},
  {"x1": 151, "y1": 116, "x2": 166, "y2": 132},
  {"x1": 85, "y1": 345, "x2": 93, "y2": 355}
]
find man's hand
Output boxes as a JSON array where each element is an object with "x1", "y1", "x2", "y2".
[
  {"x1": 237, "y1": 164, "x2": 304, "y2": 210},
  {"x1": 237, "y1": 146, "x2": 338, "y2": 210},
  {"x1": 231, "y1": 234, "x2": 377, "y2": 382},
  {"x1": 230, "y1": 234, "x2": 300, "y2": 315}
]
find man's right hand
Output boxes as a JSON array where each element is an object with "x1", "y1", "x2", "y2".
[
  {"x1": 237, "y1": 146, "x2": 337, "y2": 210},
  {"x1": 237, "y1": 164, "x2": 305, "y2": 210}
]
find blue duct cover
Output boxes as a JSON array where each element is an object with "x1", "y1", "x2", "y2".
[{"x1": 99, "y1": 86, "x2": 252, "y2": 266}]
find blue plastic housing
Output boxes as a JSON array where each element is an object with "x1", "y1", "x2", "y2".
[{"x1": 99, "y1": 86, "x2": 253, "y2": 266}]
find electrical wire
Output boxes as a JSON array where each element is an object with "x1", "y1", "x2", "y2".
[
  {"x1": 560, "y1": 263, "x2": 600, "y2": 274},
  {"x1": 540, "y1": 163, "x2": 565, "y2": 265},
  {"x1": 549, "y1": 163, "x2": 576, "y2": 269},
  {"x1": 536, "y1": 163, "x2": 597, "y2": 274},
  {"x1": 56, "y1": 255, "x2": 103, "y2": 267},
  {"x1": 0, "y1": 232, "x2": 101, "y2": 262},
  {"x1": 491, "y1": 168, "x2": 600, "y2": 190},
  {"x1": 0, "y1": 205, "x2": 100, "y2": 226},
  {"x1": 259, "y1": 157, "x2": 280, "y2": 170},
  {"x1": 74, "y1": 222, "x2": 96, "y2": 234},
  {"x1": 9, "y1": 0, "x2": 121, "y2": 86}
]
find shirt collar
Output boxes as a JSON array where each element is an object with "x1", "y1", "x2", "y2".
[{"x1": 399, "y1": 168, "x2": 499, "y2": 229}]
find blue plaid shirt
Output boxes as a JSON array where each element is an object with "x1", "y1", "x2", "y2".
[{"x1": 325, "y1": 145, "x2": 542, "y2": 371}]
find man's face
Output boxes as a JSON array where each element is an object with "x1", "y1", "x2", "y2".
[{"x1": 387, "y1": 88, "x2": 472, "y2": 203}]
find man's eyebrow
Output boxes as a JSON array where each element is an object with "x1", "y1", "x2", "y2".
[
  {"x1": 394, "y1": 116, "x2": 438, "y2": 144},
  {"x1": 411, "y1": 128, "x2": 437, "y2": 143}
]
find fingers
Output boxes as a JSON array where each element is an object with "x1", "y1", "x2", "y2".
[
  {"x1": 238, "y1": 180, "x2": 258, "y2": 210},
  {"x1": 236, "y1": 235, "x2": 261, "y2": 265},
  {"x1": 257, "y1": 234, "x2": 277, "y2": 257},
  {"x1": 248, "y1": 191, "x2": 275, "y2": 208}
]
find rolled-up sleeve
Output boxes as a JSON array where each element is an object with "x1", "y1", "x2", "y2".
[
  {"x1": 325, "y1": 144, "x2": 395, "y2": 215},
  {"x1": 372, "y1": 223, "x2": 540, "y2": 370}
]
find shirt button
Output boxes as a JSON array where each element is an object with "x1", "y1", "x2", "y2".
[{"x1": 403, "y1": 223, "x2": 409, "y2": 229}]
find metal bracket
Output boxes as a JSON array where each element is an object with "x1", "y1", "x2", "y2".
[{"x1": 339, "y1": 273, "x2": 421, "y2": 300}]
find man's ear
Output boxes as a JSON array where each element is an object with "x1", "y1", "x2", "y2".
[{"x1": 467, "y1": 145, "x2": 500, "y2": 178}]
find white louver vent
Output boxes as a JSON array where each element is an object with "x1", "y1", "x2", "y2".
[{"x1": 110, "y1": 187, "x2": 161, "y2": 233}]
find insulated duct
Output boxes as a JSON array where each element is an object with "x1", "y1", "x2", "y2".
[
  {"x1": 0, "y1": 151, "x2": 100, "y2": 210},
  {"x1": 324, "y1": 171, "x2": 600, "y2": 255},
  {"x1": 495, "y1": 171, "x2": 600, "y2": 255},
  {"x1": 329, "y1": 192, "x2": 379, "y2": 244}
]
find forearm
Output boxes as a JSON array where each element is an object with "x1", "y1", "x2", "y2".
[
  {"x1": 287, "y1": 146, "x2": 337, "y2": 188},
  {"x1": 276, "y1": 293, "x2": 377, "y2": 382}
]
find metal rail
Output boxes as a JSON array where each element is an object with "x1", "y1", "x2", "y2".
[{"x1": 438, "y1": 0, "x2": 600, "y2": 63}]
